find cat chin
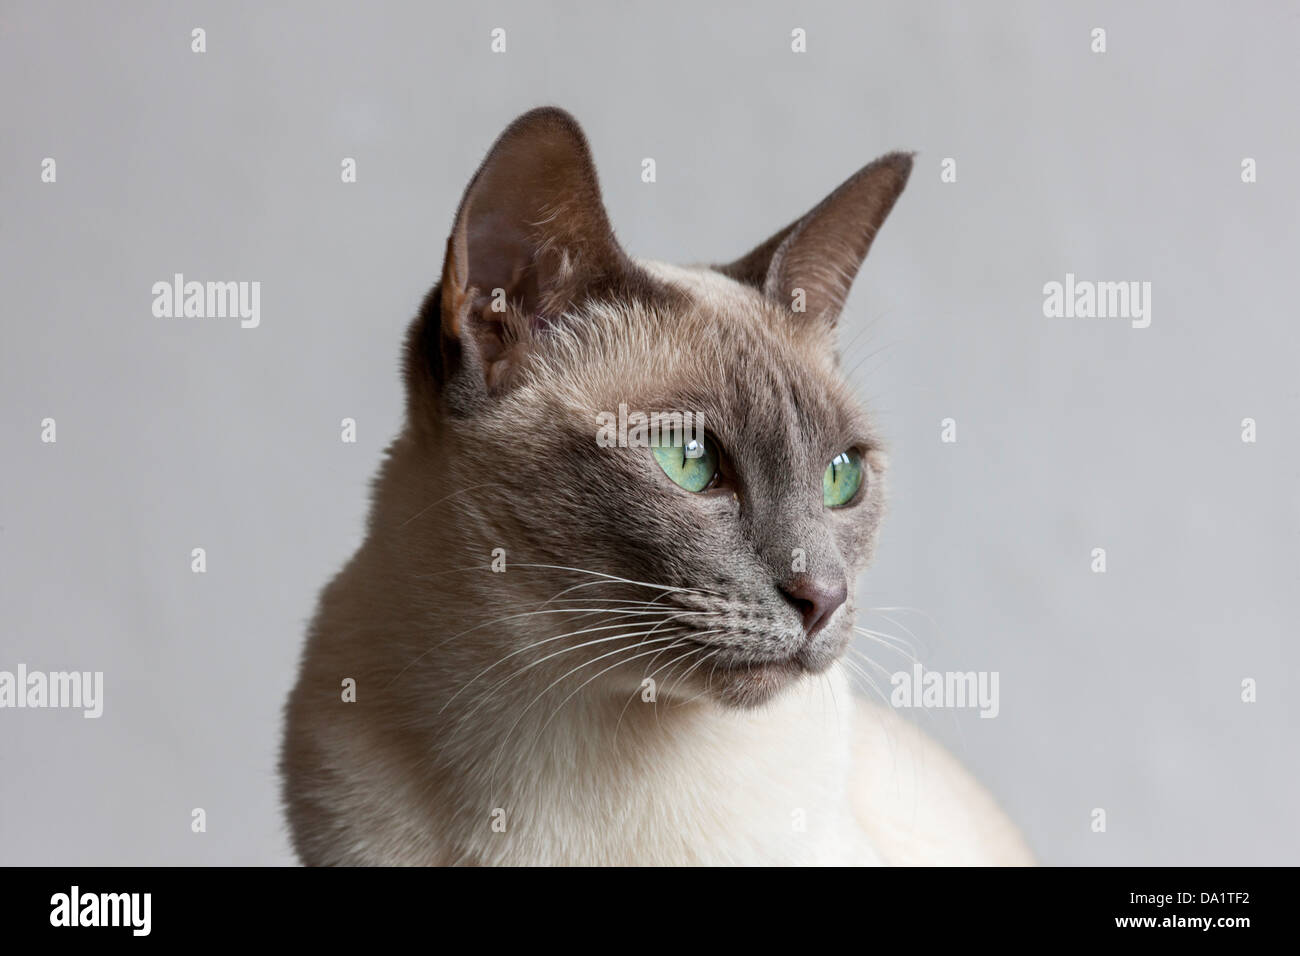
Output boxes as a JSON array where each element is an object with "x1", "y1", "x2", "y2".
[{"x1": 707, "y1": 657, "x2": 809, "y2": 709}]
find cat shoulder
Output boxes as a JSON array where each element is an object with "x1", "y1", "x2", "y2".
[{"x1": 848, "y1": 698, "x2": 1036, "y2": 866}]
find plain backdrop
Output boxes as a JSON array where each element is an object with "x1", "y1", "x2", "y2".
[{"x1": 2, "y1": 0, "x2": 1297, "y2": 865}]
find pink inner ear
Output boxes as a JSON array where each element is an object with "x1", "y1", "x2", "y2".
[{"x1": 464, "y1": 217, "x2": 531, "y2": 298}]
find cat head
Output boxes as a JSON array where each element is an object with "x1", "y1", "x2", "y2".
[{"x1": 398, "y1": 108, "x2": 910, "y2": 709}]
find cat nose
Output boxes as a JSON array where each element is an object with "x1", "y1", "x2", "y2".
[{"x1": 779, "y1": 575, "x2": 847, "y2": 638}]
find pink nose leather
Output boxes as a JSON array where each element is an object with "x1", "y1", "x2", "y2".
[{"x1": 780, "y1": 576, "x2": 847, "y2": 637}]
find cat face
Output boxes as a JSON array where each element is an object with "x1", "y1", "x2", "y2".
[{"x1": 398, "y1": 109, "x2": 910, "y2": 710}]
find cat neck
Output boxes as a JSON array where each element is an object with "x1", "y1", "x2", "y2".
[{"x1": 413, "y1": 657, "x2": 866, "y2": 864}]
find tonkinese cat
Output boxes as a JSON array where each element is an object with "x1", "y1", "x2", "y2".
[{"x1": 280, "y1": 108, "x2": 1033, "y2": 865}]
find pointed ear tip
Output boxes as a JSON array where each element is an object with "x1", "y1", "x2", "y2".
[
  {"x1": 502, "y1": 106, "x2": 588, "y2": 144},
  {"x1": 877, "y1": 150, "x2": 916, "y2": 180}
]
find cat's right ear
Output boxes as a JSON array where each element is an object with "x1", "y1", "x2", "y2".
[
  {"x1": 716, "y1": 151, "x2": 913, "y2": 326},
  {"x1": 410, "y1": 107, "x2": 630, "y2": 415}
]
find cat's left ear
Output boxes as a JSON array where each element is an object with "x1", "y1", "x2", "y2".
[
  {"x1": 435, "y1": 107, "x2": 630, "y2": 396},
  {"x1": 717, "y1": 151, "x2": 913, "y2": 325}
]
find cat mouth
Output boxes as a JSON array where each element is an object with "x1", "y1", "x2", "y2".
[
  {"x1": 686, "y1": 636, "x2": 845, "y2": 708},
  {"x1": 710, "y1": 654, "x2": 803, "y2": 678},
  {"x1": 699, "y1": 636, "x2": 842, "y2": 676},
  {"x1": 663, "y1": 627, "x2": 848, "y2": 707}
]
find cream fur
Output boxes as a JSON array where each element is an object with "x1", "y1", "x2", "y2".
[{"x1": 291, "y1": 653, "x2": 1031, "y2": 864}]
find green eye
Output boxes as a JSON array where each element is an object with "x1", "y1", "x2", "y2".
[
  {"x1": 823, "y1": 450, "x2": 864, "y2": 507},
  {"x1": 652, "y1": 432, "x2": 720, "y2": 493}
]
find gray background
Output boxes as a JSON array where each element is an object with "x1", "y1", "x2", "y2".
[{"x1": 2, "y1": 0, "x2": 1297, "y2": 865}]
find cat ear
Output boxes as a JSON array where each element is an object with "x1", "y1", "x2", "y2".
[
  {"x1": 717, "y1": 152, "x2": 913, "y2": 324},
  {"x1": 437, "y1": 107, "x2": 628, "y2": 392}
]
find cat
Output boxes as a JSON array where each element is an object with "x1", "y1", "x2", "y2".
[{"x1": 280, "y1": 107, "x2": 1034, "y2": 866}]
